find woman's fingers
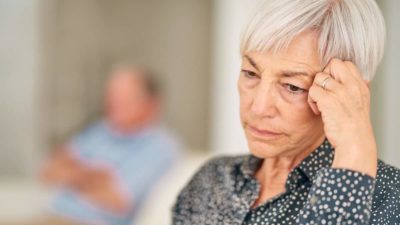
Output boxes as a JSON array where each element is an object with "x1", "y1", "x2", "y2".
[
  {"x1": 323, "y1": 59, "x2": 371, "y2": 99},
  {"x1": 343, "y1": 61, "x2": 364, "y2": 82},
  {"x1": 343, "y1": 61, "x2": 371, "y2": 91},
  {"x1": 308, "y1": 81, "x2": 332, "y2": 115},
  {"x1": 307, "y1": 96, "x2": 320, "y2": 115},
  {"x1": 310, "y1": 59, "x2": 370, "y2": 121},
  {"x1": 313, "y1": 72, "x2": 341, "y2": 92},
  {"x1": 307, "y1": 72, "x2": 341, "y2": 115},
  {"x1": 323, "y1": 59, "x2": 357, "y2": 85}
]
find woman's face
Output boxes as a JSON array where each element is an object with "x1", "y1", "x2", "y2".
[{"x1": 238, "y1": 31, "x2": 325, "y2": 158}]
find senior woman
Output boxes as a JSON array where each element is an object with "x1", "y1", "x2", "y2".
[{"x1": 173, "y1": 0, "x2": 400, "y2": 224}]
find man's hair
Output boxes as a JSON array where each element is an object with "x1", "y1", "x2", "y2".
[
  {"x1": 109, "y1": 63, "x2": 161, "y2": 98},
  {"x1": 138, "y1": 68, "x2": 161, "y2": 98}
]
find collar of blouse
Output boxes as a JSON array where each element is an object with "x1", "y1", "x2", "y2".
[{"x1": 239, "y1": 138, "x2": 335, "y2": 191}]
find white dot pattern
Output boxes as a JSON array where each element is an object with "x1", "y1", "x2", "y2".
[{"x1": 172, "y1": 138, "x2": 400, "y2": 224}]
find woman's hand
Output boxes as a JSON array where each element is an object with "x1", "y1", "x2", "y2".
[{"x1": 308, "y1": 59, "x2": 378, "y2": 178}]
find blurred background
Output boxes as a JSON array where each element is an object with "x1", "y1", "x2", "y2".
[{"x1": 0, "y1": 0, "x2": 399, "y2": 224}]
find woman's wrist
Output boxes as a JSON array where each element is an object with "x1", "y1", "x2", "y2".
[{"x1": 332, "y1": 142, "x2": 378, "y2": 178}]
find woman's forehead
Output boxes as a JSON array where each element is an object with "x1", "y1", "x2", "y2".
[{"x1": 243, "y1": 31, "x2": 322, "y2": 72}]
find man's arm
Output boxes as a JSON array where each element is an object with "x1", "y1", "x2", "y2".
[
  {"x1": 41, "y1": 146, "x2": 132, "y2": 214},
  {"x1": 40, "y1": 145, "x2": 84, "y2": 186},
  {"x1": 73, "y1": 167, "x2": 133, "y2": 215}
]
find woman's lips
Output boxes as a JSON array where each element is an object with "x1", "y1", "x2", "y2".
[{"x1": 247, "y1": 125, "x2": 283, "y2": 139}]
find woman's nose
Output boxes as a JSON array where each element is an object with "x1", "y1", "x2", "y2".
[{"x1": 250, "y1": 83, "x2": 278, "y2": 118}]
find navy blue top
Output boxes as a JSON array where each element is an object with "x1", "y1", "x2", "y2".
[{"x1": 172, "y1": 138, "x2": 400, "y2": 224}]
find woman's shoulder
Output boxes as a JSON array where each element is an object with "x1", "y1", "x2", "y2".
[
  {"x1": 172, "y1": 155, "x2": 251, "y2": 220},
  {"x1": 376, "y1": 159, "x2": 400, "y2": 188},
  {"x1": 371, "y1": 159, "x2": 400, "y2": 212},
  {"x1": 187, "y1": 154, "x2": 251, "y2": 183},
  {"x1": 200, "y1": 154, "x2": 251, "y2": 169},
  {"x1": 174, "y1": 155, "x2": 250, "y2": 199}
]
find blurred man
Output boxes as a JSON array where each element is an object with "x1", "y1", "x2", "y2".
[{"x1": 41, "y1": 65, "x2": 180, "y2": 225}]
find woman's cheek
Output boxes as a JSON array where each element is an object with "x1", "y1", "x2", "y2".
[
  {"x1": 239, "y1": 90, "x2": 254, "y2": 112},
  {"x1": 238, "y1": 80, "x2": 255, "y2": 104},
  {"x1": 278, "y1": 86, "x2": 308, "y2": 104},
  {"x1": 278, "y1": 87, "x2": 316, "y2": 120}
]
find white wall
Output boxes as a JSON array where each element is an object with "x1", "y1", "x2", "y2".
[
  {"x1": 210, "y1": 0, "x2": 256, "y2": 154},
  {"x1": 0, "y1": 0, "x2": 43, "y2": 176},
  {"x1": 379, "y1": 0, "x2": 400, "y2": 167}
]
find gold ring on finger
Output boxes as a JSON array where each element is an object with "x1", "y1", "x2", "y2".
[{"x1": 321, "y1": 76, "x2": 331, "y2": 90}]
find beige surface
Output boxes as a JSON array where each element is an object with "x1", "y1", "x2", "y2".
[
  {"x1": 1, "y1": 217, "x2": 78, "y2": 225},
  {"x1": 135, "y1": 152, "x2": 214, "y2": 225},
  {"x1": 0, "y1": 179, "x2": 52, "y2": 224}
]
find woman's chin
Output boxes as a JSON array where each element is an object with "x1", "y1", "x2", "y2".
[{"x1": 247, "y1": 141, "x2": 285, "y2": 158}]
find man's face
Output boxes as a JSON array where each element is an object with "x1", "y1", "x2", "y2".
[
  {"x1": 105, "y1": 71, "x2": 155, "y2": 131},
  {"x1": 238, "y1": 31, "x2": 326, "y2": 159}
]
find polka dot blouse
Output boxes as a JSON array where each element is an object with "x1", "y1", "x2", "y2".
[{"x1": 172, "y1": 138, "x2": 400, "y2": 224}]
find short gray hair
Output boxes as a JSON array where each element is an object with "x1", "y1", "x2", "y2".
[{"x1": 240, "y1": 0, "x2": 386, "y2": 81}]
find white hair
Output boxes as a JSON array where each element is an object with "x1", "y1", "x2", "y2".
[{"x1": 240, "y1": 0, "x2": 386, "y2": 81}]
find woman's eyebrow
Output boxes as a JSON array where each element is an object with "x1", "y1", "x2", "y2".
[
  {"x1": 243, "y1": 55, "x2": 262, "y2": 72},
  {"x1": 281, "y1": 70, "x2": 312, "y2": 77}
]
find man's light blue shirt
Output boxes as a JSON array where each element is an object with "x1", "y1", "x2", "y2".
[{"x1": 51, "y1": 120, "x2": 180, "y2": 225}]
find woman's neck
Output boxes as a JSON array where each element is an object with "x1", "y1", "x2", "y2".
[{"x1": 252, "y1": 135, "x2": 326, "y2": 208}]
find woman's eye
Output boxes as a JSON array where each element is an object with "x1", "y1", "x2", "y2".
[
  {"x1": 242, "y1": 70, "x2": 258, "y2": 79},
  {"x1": 283, "y1": 83, "x2": 306, "y2": 94}
]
